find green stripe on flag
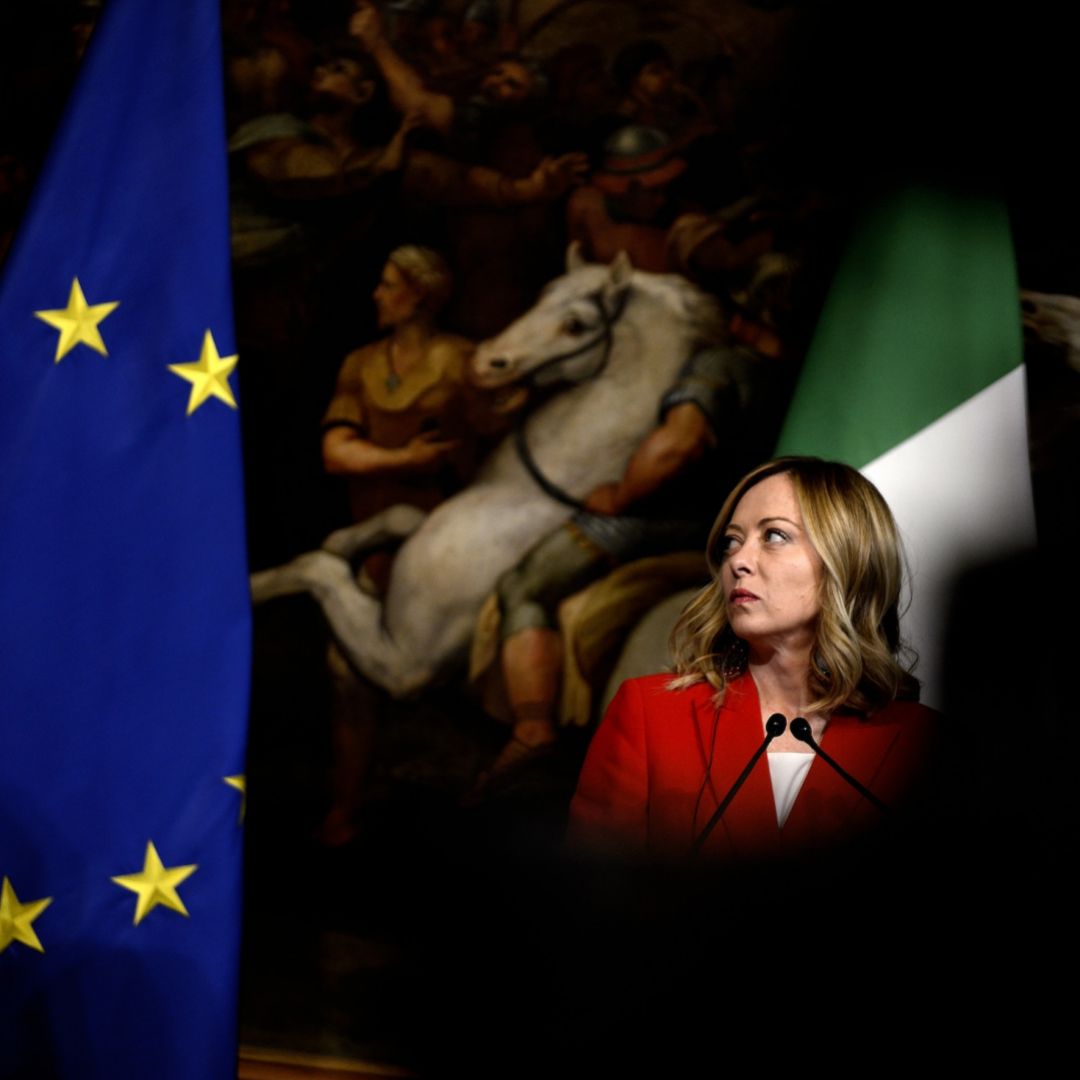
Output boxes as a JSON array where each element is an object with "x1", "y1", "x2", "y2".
[{"x1": 776, "y1": 186, "x2": 1021, "y2": 467}]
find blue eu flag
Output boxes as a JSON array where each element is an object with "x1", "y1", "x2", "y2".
[{"x1": 0, "y1": 3, "x2": 249, "y2": 1077}]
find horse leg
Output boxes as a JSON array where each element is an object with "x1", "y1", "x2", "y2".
[
  {"x1": 305, "y1": 556, "x2": 434, "y2": 699},
  {"x1": 251, "y1": 549, "x2": 431, "y2": 697},
  {"x1": 249, "y1": 504, "x2": 427, "y2": 605},
  {"x1": 321, "y1": 504, "x2": 428, "y2": 560}
]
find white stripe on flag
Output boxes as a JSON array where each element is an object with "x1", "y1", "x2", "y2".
[{"x1": 863, "y1": 364, "x2": 1035, "y2": 708}]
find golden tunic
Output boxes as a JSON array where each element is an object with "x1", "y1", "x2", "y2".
[{"x1": 323, "y1": 332, "x2": 494, "y2": 523}]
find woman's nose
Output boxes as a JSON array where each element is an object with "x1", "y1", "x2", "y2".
[{"x1": 730, "y1": 545, "x2": 755, "y2": 576}]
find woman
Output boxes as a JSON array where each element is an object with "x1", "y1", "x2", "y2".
[
  {"x1": 568, "y1": 456, "x2": 938, "y2": 859},
  {"x1": 322, "y1": 244, "x2": 515, "y2": 588},
  {"x1": 316, "y1": 245, "x2": 516, "y2": 845}
]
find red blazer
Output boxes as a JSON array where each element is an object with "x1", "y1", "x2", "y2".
[{"x1": 568, "y1": 672, "x2": 939, "y2": 859}]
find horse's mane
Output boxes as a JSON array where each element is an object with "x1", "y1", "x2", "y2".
[
  {"x1": 628, "y1": 270, "x2": 726, "y2": 346},
  {"x1": 541, "y1": 261, "x2": 726, "y2": 348}
]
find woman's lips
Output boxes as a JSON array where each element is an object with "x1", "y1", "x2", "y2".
[{"x1": 730, "y1": 588, "x2": 759, "y2": 605}]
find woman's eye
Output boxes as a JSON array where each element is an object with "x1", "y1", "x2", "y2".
[
  {"x1": 716, "y1": 535, "x2": 738, "y2": 558},
  {"x1": 563, "y1": 316, "x2": 587, "y2": 336},
  {"x1": 764, "y1": 527, "x2": 789, "y2": 543}
]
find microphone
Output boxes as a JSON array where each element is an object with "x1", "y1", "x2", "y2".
[
  {"x1": 789, "y1": 717, "x2": 890, "y2": 814},
  {"x1": 765, "y1": 712, "x2": 787, "y2": 738},
  {"x1": 692, "y1": 713, "x2": 787, "y2": 855}
]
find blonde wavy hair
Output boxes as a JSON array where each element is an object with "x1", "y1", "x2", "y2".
[
  {"x1": 669, "y1": 457, "x2": 919, "y2": 715},
  {"x1": 387, "y1": 245, "x2": 453, "y2": 316}
]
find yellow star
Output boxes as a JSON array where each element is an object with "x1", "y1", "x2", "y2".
[
  {"x1": 34, "y1": 277, "x2": 120, "y2": 362},
  {"x1": 223, "y1": 774, "x2": 246, "y2": 823},
  {"x1": 111, "y1": 841, "x2": 197, "y2": 926},
  {"x1": 0, "y1": 876, "x2": 53, "y2": 954},
  {"x1": 167, "y1": 330, "x2": 238, "y2": 416}
]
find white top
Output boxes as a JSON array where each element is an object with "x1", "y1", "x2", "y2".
[{"x1": 767, "y1": 752, "x2": 814, "y2": 828}]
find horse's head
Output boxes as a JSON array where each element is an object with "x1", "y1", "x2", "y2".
[{"x1": 472, "y1": 246, "x2": 636, "y2": 389}]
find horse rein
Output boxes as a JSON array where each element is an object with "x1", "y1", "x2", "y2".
[
  {"x1": 513, "y1": 285, "x2": 631, "y2": 511},
  {"x1": 519, "y1": 285, "x2": 632, "y2": 387},
  {"x1": 514, "y1": 424, "x2": 587, "y2": 511}
]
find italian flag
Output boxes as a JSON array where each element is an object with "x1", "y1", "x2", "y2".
[{"x1": 776, "y1": 186, "x2": 1035, "y2": 709}]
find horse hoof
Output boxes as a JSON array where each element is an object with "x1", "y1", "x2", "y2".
[{"x1": 250, "y1": 551, "x2": 350, "y2": 603}]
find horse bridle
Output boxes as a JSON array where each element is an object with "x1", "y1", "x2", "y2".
[
  {"x1": 514, "y1": 284, "x2": 632, "y2": 511},
  {"x1": 519, "y1": 285, "x2": 631, "y2": 387}
]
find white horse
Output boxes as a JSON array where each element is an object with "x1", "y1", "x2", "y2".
[{"x1": 250, "y1": 248, "x2": 723, "y2": 697}]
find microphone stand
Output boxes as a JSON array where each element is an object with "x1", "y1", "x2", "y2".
[
  {"x1": 789, "y1": 716, "x2": 890, "y2": 814},
  {"x1": 692, "y1": 713, "x2": 787, "y2": 855}
]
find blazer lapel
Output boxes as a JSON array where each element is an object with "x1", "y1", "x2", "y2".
[
  {"x1": 783, "y1": 713, "x2": 899, "y2": 845},
  {"x1": 693, "y1": 675, "x2": 782, "y2": 859}
]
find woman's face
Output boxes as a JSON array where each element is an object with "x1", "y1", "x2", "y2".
[
  {"x1": 718, "y1": 472, "x2": 823, "y2": 657},
  {"x1": 373, "y1": 261, "x2": 424, "y2": 329}
]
